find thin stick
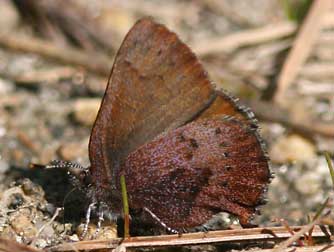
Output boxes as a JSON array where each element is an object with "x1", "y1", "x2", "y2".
[
  {"x1": 274, "y1": 0, "x2": 333, "y2": 104},
  {"x1": 31, "y1": 208, "x2": 62, "y2": 247},
  {"x1": 193, "y1": 21, "x2": 297, "y2": 56},
  {"x1": 279, "y1": 218, "x2": 304, "y2": 246},
  {"x1": 325, "y1": 152, "x2": 334, "y2": 188},
  {"x1": 262, "y1": 245, "x2": 334, "y2": 252},
  {"x1": 120, "y1": 175, "x2": 130, "y2": 238},
  {"x1": 308, "y1": 197, "x2": 331, "y2": 246},
  {"x1": 313, "y1": 198, "x2": 330, "y2": 222},
  {"x1": 248, "y1": 100, "x2": 334, "y2": 137},
  {"x1": 1, "y1": 13, "x2": 334, "y2": 77},
  {"x1": 0, "y1": 238, "x2": 42, "y2": 252},
  {"x1": 48, "y1": 225, "x2": 331, "y2": 251},
  {"x1": 273, "y1": 210, "x2": 331, "y2": 251},
  {"x1": 0, "y1": 33, "x2": 111, "y2": 76}
]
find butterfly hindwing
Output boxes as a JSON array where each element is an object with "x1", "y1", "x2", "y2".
[{"x1": 122, "y1": 117, "x2": 270, "y2": 229}]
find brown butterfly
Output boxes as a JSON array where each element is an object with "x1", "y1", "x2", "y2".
[{"x1": 35, "y1": 18, "x2": 271, "y2": 234}]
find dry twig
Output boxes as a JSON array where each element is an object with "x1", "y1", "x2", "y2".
[
  {"x1": 31, "y1": 208, "x2": 63, "y2": 247},
  {"x1": 300, "y1": 63, "x2": 334, "y2": 80},
  {"x1": 0, "y1": 33, "x2": 111, "y2": 76},
  {"x1": 0, "y1": 238, "x2": 42, "y2": 252},
  {"x1": 193, "y1": 21, "x2": 296, "y2": 56},
  {"x1": 274, "y1": 0, "x2": 333, "y2": 104},
  {"x1": 249, "y1": 100, "x2": 334, "y2": 138},
  {"x1": 48, "y1": 225, "x2": 331, "y2": 252},
  {"x1": 202, "y1": 0, "x2": 256, "y2": 27},
  {"x1": 10, "y1": 0, "x2": 114, "y2": 52},
  {"x1": 273, "y1": 211, "x2": 330, "y2": 251},
  {"x1": 0, "y1": 19, "x2": 333, "y2": 139},
  {"x1": 262, "y1": 245, "x2": 334, "y2": 252}
]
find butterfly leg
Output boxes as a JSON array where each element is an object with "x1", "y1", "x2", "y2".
[
  {"x1": 81, "y1": 202, "x2": 97, "y2": 239},
  {"x1": 92, "y1": 207, "x2": 104, "y2": 238},
  {"x1": 92, "y1": 202, "x2": 108, "y2": 238},
  {"x1": 143, "y1": 207, "x2": 179, "y2": 234}
]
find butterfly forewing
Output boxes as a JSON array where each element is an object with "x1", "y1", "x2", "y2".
[{"x1": 89, "y1": 18, "x2": 215, "y2": 191}]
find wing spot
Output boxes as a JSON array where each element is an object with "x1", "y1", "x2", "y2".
[
  {"x1": 178, "y1": 134, "x2": 186, "y2": 142},
  {"x1": 190, "y1": 139, "x2": 198, "y2": 148},
  {"x1": 225, "y1": 165, "x2": 232, "y2": 171},
  {"x1": 221, "y1": 181, "x2": 228, "y2": 187}
]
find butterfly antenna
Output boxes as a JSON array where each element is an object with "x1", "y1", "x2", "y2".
[
  {"x1": 30, "y1": 160, "x2": 92, "y2": 188},
  {"x1": 30, "y1": 160, "x2": 85, "y2": 169}
]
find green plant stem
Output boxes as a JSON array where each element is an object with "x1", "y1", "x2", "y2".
[
  {"x1": 121, "y1": 175, "x2": 130, "y2": 238},
  {"x1": 325, "y1": 152, "x2": 334, "y2": 189}
]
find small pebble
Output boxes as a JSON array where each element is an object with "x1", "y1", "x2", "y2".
[
  {"x1": 21, "y1": 178, "x2": 45, "y2": 198},
  {"x1": 0, "y1": 159, "x2": 10, "y2": 174},
  {"x1": 76, "y1": 223, "x2": 117, "y2": 240},
  {"x1": 10, "y1": 214, "x2": 37, "y2": 239},
  {"x1": 295, "y1": 172, "x2": 321, "y2": 195},
  {"x1": 57, "y1": 140, "x2": 88, "y2": 161},
  {"x1": 0, "y1": 78, "x2": 14, "y2": 95},
  {"x1": 34, "y1": 238, "x2": 48, "y2": 249},
  {"x1": 0, "y1": 1, "x2": 19, "y2": 32},
  {"x1": 35, "y1": 220, "x2": 55, "y2": 238},
  {"x1": 269, "y1": 134, "x2": 316, "y2": 163},
  {"x1": 73, "y1": 98, "x2": 100, "y2": 126},
  {"x1": 68, "y1": 234, "x2": 79, "y2": 242},
  {"x1": 8, "y1": 193, "x2": 24, "y2": 209}
]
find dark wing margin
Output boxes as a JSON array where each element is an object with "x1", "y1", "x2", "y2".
[{"x1": 89, "y1": 18, "x2": 216, "y2": 189}]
